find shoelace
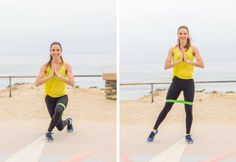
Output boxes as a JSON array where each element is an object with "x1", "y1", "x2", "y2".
[
  {"x1": 186, "y1": 135, "x2": 192, "y2": 141},
  {"x1": 149, "y1": 132, "x2": 156, "y2": 138},
  {"x1": 46, "y1": 132, "x2": 54, "y2": 137}
]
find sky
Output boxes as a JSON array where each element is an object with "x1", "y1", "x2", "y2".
[
  {"x1": 120, "y1": 0, "x2": 236, "y2": 65},
  {"x1": 0, "y1": 0, "x2": 116, "y2": 56},
  {"x1": 1, "y1": 0, "x2": 236, "y2": 67}
]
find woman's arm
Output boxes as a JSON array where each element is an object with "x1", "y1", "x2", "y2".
[
  {"x1": 35, "y1": 65, "x2": 54, "y2": 87},
  {"x1": 56, "y1": 63, "x2": 75, "y2": 87},
  {"x1": 184, "y1": 46, "x2": 204, "y2": 68},
  {"x1": 164, "y1": 47, "x2": 183, "y2": 70}
]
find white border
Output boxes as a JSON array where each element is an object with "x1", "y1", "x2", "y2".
[{"x1": 116, "y1": 0, "x2": 120, "y2": 161}]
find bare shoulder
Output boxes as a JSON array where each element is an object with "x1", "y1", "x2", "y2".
[
  {"x1": 41, "y1": 64, "x2": 48, "y2": 71},
  {"x1": 192, "y1": 46, "x2": 199, "y2": 52},
  {"x1": 191, "y1": 46, "x2": 200, "y2": 56},
  {"x1": 168, "y1": 46, "x2": 175, "y2": 54},
  {"x1": 37, "y1": 64, "x2": 48, "y2": 76},
  {"x1": 64, "y1": 62, "x2": 72, "y2": 70},
  {"x1": 169, "y1": 46, "x2": 175, "y2": 52}
]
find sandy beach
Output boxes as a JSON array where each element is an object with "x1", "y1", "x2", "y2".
[
  {"x1": 1, "y1": 83, "x2": 236, "y2": 162},
  {"x1": 0, "y1": 84, "x2": 116, "y2": 162},
  {"x1": 120, "y1": 91, "x2": 236, "y2": 162}
]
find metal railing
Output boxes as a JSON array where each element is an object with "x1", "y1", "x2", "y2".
[
  {"x1": 120, "y1": 80, "x2": 236, "y2": 103},
  {"x1": 0, "y1": 75, "x2": 102, "y2": 97}
]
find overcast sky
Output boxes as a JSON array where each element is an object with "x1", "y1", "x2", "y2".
[
  {"x1": 1, "y1": 0, "x2": 236, "y2": 65},
  {"x1": 0, "y1": 0, "x2": 116, "y2": 56},
  {"x1": 120, "y1": 0, "x2": 236, "y2": 65}
]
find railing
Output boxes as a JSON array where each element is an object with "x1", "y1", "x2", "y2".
[
  {"x1": 0, "y1": 75, "x2": 102, "y2": 97},
  {"x1": 120, "y1": 80, "x2": 236, "y2": 103},
  {"x1": 1, "y1": 76, "x2": 236, "y2": 101}
]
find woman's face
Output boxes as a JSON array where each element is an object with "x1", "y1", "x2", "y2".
[
  {"x1": 177, "y1": 28, "x2": 189, "y2": 42},
  {"x1": 50, "y1": 44, "x2": 62, "y2": 60}
]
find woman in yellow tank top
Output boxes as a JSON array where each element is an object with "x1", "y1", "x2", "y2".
[
  {"x1": 35, "y1": 42, "x2": 75, "y2": 142},
  {"x1": 147, "y1": 26, "x2": 204, "y2": 144}
]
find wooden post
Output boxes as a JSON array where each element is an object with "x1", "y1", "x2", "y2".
[
  {"x1": 9, "y1": 77, "x2": 12, "y2": 97},
  {"x1": 151, "y1": 83, "x2": 154, "y2": 103}
]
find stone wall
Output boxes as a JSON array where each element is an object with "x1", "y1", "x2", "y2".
[{"x1": 102, "y1": 73, "x2": 116, "y2": 100}]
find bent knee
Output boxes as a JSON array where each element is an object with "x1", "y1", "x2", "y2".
[
  {"x1": 56, "y1": 126, "x2": 64, "y2": 131},
  {"x1": 55, "y1": 106, "x2": 64, "y2": 115}
]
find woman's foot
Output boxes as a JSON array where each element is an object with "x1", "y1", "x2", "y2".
[
  {"x1": 185, "y1": 134, "x2": 193, "y2": 144},
  {"x1": 147, "y1": 130, "x2": 158, "y2": 142},
  {"x1": 45, "y1": 132, "x2": 53, "y2": 142},
  {"x1": 67, "y1": 118, "x2": 74, "y2": 133}
]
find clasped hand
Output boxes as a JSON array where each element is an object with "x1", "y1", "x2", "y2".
[
  {"x1": 49, "y1": 67, "x2": 63, "y2": 79},
  {"x1": 177, "y1": 52, "x2": 191, "y2": 64}
]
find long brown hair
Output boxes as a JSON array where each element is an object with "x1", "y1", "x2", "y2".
[
  {"x1": 47, "y1": 42, "x2": 64, "y2": 66},
  {"x1": 177, "y1": 26, "x2": 191, "y2": 51}
]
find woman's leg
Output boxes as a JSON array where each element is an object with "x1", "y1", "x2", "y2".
[
  {"x1": 55, "y1": 95, "x2": 69, "y2": 131},
  {"x1": 47, "y1": 95, "x2": 69, "y2": 132},
  {"x1": 183, "y1": 80, "x2": 195, "y2": 135},
  {"x1": 45, "y1": 96, "x2": 56, "y2": 118},
  {"x1": 45, "y1": 95, "x2": 58, "y2": 142},
  {"x1": 147, "y1": 77, "x2": 182, "y2": 142},
  {"x1": 147, "y1": 78, "x2": 183, "y2": 142},
  {"x1": 153, "y1": 78, "x2": 182, "y2": 130}
]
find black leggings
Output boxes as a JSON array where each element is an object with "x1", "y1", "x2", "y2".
[
  {"x1": 153, "y1": 76, "x2": 195, "y2": 134},
  {"x1": 45, "y1": 95, "x2": 69, "y2": 132}
]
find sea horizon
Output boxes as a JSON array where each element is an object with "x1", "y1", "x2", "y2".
[
  {"x1": 1, "y1": 54, "x2": 236, "y2": 100},
  {"x1": 0, "y1": 53, "x2": 116, "y2": 90},
  {"x1": 120, "y1": 61, "x2": 236, "y2": 100}
]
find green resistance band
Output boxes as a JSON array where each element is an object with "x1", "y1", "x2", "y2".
[
  {"x1": 166, "y1": 99, "x2": 193, "y2": 105},
  {"x1": 57, "y1": 103, "x2": 66, "y2": 109}
]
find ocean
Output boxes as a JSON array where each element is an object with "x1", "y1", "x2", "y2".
[
  {"x1": 120, "y1": 61, "x2": 236, "y2": 100},
  {"x1": 1, "y1": 54, "x2": 236, "y2": 100},
  {"x1": 0, "y1": 54, "x2": 116, "y2": 90}
]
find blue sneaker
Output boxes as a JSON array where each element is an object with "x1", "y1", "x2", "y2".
[
  {"x1": 185, "y1": 134, "x2": 193, "y2": 144},
  {"x1": 45, "y1": 132, "x2": 53, "y2": 142},
  {"x1": 67, "y1": 118, "x2": 74, "y2": 133},
  {"x1": 147, "y1": 130, "x2": 158, "y2": 142}
]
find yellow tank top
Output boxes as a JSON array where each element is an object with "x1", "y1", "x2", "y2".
[
  {"x1": 172, "y1": 46, "x2": 194, "y2": 79},
  {"x1": 44, "y1": 64, "x2": 67, "y2": 97}
]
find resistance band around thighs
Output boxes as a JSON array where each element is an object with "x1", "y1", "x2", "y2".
[
  {"x1": 57, "y1": 103, "x2": 66, "y2": 109},
  {"x1": 166, "y1": 99, "x2": 193, "y2": 105}
]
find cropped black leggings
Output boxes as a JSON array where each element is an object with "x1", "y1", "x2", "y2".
[
  {"x1": 45, "y1": 95, "x2": 69, "y2": 132},
  {"x1": 153, "y1": 76, "x2": 195, "y2": 134}
]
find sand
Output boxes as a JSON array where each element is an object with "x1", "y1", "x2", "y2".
[
  {"x1": 0, "y1": 84, "x2": 116, "y2": 162},
  {"x1": 120, "y1": 91, "x2": 236, "y2": 162},
  {"x1": 1, "y1": 83, "x2": 236, "y2": 162}
]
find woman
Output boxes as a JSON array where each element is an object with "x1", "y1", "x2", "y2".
[
  {"x1": 35, "y1": 42, "x2": 75, "y2": 142},
  {"x1": 147, "y1": 26, "x2": 204, "y2": 144}
]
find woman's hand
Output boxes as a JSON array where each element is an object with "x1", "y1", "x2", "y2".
[
  {"x1": 57, "y1": 74, "x2": 63, "y2": 80},
  {"x1": 182, "y1": 47, "x2": 204, "y2": 68},
  {"x1": 53, "y1": 69, "x2": 63, "y2": 80},
  {"x1": 176, "y1": 52, "x2": 184, "y2": 64},
  {"x1": 53, "y1": 68, "x2": 59, "y2": 77},
  {"x1": 165, "y1": 47, "x2": 183, "y2": 70},
  {"x1": 35, "y1": 65, "x2": 53, "y2": 87},
  {"x1": 183, "y1": 54, "x2": 192, "y2": 64},
  {"x1": 51, "y1": 66, "x2": 61, "y2": 79},
  {"x1": 49, "y1": 70, "x2": 55, "y2": 78},
  {"x1": 53, "y1": 63, "x2": 74, "y2": 86}
]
